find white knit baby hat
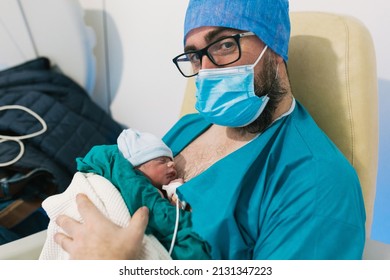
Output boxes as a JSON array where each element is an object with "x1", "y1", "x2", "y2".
[{"x1": 117, "y1": 128, "x2": 173, "y2": 167}]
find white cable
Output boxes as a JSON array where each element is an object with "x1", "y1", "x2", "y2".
[
  {"x1": 168, "y1": 198, "x2": 180, "y2": 255},
  {"x1": 0, "y1": 138, "x2": 24, "y2": 167},
  {"x1": 0, "y1": 105, "x2": 47, "y2": 167}
]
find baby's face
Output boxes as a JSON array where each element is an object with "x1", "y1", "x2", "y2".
[{"x1": 137, "y1": 156, "x2": 177, "y2": 187}]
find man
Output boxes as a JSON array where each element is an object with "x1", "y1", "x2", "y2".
[{"x1": 55, "y1": 0, "x2": 365, "y2": 259}]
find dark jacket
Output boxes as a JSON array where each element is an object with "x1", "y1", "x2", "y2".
[{"x1": 0, "y1": 57, "x2": 123, "y2": 193}]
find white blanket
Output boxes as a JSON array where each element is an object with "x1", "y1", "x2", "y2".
[{"x1": 39, "y1": 172, "x2": 171, "y2": 260}]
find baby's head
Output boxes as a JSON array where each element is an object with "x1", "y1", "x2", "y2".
[{"x1": 117, "y1": 128, "x2": 177, "y2": 188}]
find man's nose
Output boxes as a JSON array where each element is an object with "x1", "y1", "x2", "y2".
[{"x1": 200, "y1": 55, "x2": 218, "y2": 70}]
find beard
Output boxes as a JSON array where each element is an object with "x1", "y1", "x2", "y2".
[{"x1": 239, "y1": 52, "x2": 288, "y2": 134}]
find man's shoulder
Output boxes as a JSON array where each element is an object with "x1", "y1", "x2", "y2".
[
  {"x1": 163, "y1": 113, "x2": 210, "y2": 147},
  {"x1": 177, "y1": 113, "x2": 205, "y2": 125}
]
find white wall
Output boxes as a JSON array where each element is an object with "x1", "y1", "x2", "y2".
[{"x1": 80, "y1": 0, "x2": 190, "y2": 137}]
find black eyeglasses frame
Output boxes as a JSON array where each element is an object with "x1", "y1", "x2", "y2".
[{"x1": 172, "y1": 31, "x2": 255, "y2": 78}]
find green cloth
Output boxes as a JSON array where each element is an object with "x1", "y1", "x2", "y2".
[
  {"x1": 76, "y1": 145, "x2": 211, "y2": 259},
  {"x1": 163, "y1": 101, "x2": 366, "y2": 259}
]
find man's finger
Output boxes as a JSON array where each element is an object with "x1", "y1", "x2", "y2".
[
  {"x1": 121, "y1": 206, "x2": 149, "y2": 258},
  {"x1": 126, "y1": 206, "x2": 149, "y2": 243},
  {"x1": 54, "y1": 232, "x2": 73, "y2": 253},
  {"x1": 75, "y1": 193, "x2": 104, "y2": 224},
  {"x1": 56, "y1": 214, "x2": 81, "y2": 236}
]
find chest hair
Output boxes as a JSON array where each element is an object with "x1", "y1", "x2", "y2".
[{"x1": 174, "y1": 126, "x2": 256, "y2": 181}]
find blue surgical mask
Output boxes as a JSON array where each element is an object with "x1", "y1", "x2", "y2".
[{"x1": 195, "y1": 46, "x2": 269, "y2": 127}]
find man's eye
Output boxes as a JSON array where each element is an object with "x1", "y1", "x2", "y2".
[
  {"x1": 188, "y1": 53, "x2": 200, "y2": 63},
  {"x1": 211, "y1": 38, "x2": 237, "y2": 55},
  {"x1": 220, "y1": 41, "x2": 235, "y2": 50}
]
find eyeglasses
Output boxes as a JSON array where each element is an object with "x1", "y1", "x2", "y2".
[{"x1": 172, "y1": 32, "x2": 255, "y2": 78}]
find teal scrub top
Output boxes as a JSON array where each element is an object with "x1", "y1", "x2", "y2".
[{"x1": 163, "y1": 101, "x2": 366, "y2": 260}]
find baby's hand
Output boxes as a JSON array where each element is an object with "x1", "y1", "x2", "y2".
[
  {"x1": 171, "y1": 194, "x2": 187, "y2": 210},
  {"x1": 171, "y1": 193, "x2": 178, "y2": 205}
]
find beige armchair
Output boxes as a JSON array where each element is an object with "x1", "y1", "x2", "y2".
[
  {"x1": 181, "y1": 12, "x2": 379, "y2": 239},
  {"x1": 288, "y1": 12, "x2": 378, "y2": 239}
]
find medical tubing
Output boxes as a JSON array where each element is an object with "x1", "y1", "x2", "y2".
[
  {"x1": 0, "y1": 105, "x2": 48, "y2": 167},
  {"x1": 168, "y1": 198, "x2": 180, "y2": 255}
]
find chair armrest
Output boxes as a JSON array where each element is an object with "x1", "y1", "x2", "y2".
[
  {"x1": 363, "y1": 239, "x2": 390, "y2": 260},
  {"x1": 0, "y1": 230, "x2": 47, "y2": 260}
]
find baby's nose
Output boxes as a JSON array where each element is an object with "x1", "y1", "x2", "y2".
[{"x1": 167, "y1": 161, "x2": 175, "y2": 168}]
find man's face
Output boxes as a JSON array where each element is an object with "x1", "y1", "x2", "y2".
[
  {"x1": 185, "y1": 26, "x2": 287, "y2": 133},
  {"x1": 184, "y1": 26, "x2": 267, "y2": 76}
]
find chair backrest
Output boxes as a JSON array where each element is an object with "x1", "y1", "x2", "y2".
[{"x1": 180, "y1": 12, "x2": 379, "y2": 238}]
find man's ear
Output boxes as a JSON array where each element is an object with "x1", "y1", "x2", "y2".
[{"x1": 276, "y1": 54, "x2": 284, "y2": 64}]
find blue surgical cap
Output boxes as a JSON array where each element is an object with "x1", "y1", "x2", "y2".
[{"x1": 184, "y1": 0, "x2": 290, "y2": 61}]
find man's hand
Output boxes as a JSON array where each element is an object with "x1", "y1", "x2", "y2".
[{"x1": 54, "y1": 193, "x2": 149, "y2": 260}]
